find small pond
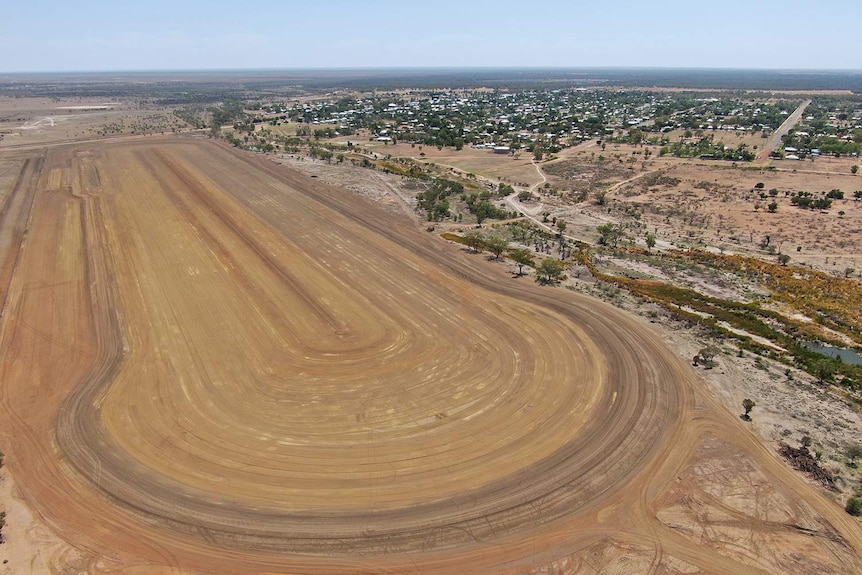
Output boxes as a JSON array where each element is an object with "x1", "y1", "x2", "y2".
[{"x1": 802, "y1": 342, "x2": 862, "y2": 366}]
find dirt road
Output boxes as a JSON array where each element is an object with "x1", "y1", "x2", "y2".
[
  {"x1": 0, "y1": 138, "x2": 859, "y2": 574},
  {"x1": 757, "y1": 99, "x2": 811, "y2": 162},
  {"x1": 529, "y1": 158, "x2": 547, "y2": 191}
]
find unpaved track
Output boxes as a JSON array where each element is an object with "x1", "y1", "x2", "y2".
[
  {"x1": 757, "y1": 99, "x2": 811, "y2": 162},
  {"x1": 0, "y1": 155, "x2": 42, "y2": 312},
  {"x1": 0, "y1": 138, "x2": 859, "y2": 574}
]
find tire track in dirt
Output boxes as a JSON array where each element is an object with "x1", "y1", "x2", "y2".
[
  {"x1": 0, "y1": 156, "x2": 42, "y2": 315},
  {"x1": 43, "y1": 139, "x2": 683, "y2": 555},
  {"x1": 2, "y1": 138, "x2": 859, "y2": 575}
]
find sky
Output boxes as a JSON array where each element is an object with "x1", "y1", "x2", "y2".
[{"x1": 2, "y1": 0, "x2": 860, "y2": 73}]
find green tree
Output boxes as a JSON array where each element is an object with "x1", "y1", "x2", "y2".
[
  {"x1": 813, "y1": 197, "x2": 832, "y2": 210},
  {"x1": 536, "y1": 258, "x2": 565, "y2": 285},
  {"x1": 777, "y1": 253, "x2": 791, "y2": 266},
  {"x1": 768, "y1": 201, "x2": 778, "y2": 213},
  {"x1": 852, "y1": 164, "x2": 859, "y2": 175},
  {"x1": 742, "y1": 398, "x2": 755, "y2": 420},
  {"x1": 693, "y1": 347, "x2": 718, "y2": 369},
  {"x1": 846, "y1": 497, "x2": 862, "y2": 516},
  {"x1": 497, "y1": 182, "x2": 515, "y2": 197},
  {"x1": 645, "y1": 232, "x2": 656, "y2": 253},
  {"x1": 556, "y1": 219, "x2": 567, "y2": 235},
  {"x1": 628, "y1": 128, "x2": 645, "y2": 145},
  {"x1": 484, "y1": 234, "x2": 509, "y2": 260},
  {"x1": 597, "y1": 223, "x2": 623, "y2": 247},
  {"x1": 432, "y1": 199, "x2": 450, "y2": 221},
  {"x1": 463, "y1": 230, "x2": 485, "y2": 253},
  {"x1": 509, "y1": 248, "x2": 535, "y2": 276}
]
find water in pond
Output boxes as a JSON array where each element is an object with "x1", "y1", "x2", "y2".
[{"x1": 802, "y1": 342, "x2": 862, "y2": 366}]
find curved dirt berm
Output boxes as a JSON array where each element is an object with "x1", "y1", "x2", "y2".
[{"x1": 0, "y1": 139, "x2": 859, "y2": 574}]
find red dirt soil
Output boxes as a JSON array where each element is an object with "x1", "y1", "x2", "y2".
[{"x1": 0, "y1": 138, "x2": 859, "y2": 574}]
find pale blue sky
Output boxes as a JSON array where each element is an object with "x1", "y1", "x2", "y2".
[{"x1": 2, "y1": 0, "x2": 860, "y2": 72}]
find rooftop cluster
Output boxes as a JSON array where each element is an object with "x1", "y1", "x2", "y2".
[
  {"x1": 779, "y1": 97, "x2": 862, "y2": 159},
  {"x1": 256, "y1": 89, "x2": 695, "y2": 152}
]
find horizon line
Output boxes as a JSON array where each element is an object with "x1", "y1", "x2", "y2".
[{"x1": 3, "y1": 65, "x2": 862, "y2": 76}]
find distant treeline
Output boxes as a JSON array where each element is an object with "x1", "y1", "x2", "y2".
[
  {"x1": 3, "y1": 68, "x2": 862, "y2": 98},
  {"x1": 302, "y1": 68, "x2": 862, "y2": 93}
]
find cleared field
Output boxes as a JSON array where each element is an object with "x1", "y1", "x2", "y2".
[
  {"x1": 367, "y1": 141, "x2": 547, "y2": 187},
  {"x1": 0, "y1": 138, "x2": 860, "y2": 574}
]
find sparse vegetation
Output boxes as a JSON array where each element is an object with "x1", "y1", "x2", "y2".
[
  {"x1": 847, "y1": 444, "x2": 862, "y2": 468},
  {"x1": 778, "y1": 442, "x2": 836, "y2": 490},
  {"x1": 416, "y1": 178, "x2": 464, "y2": 221},
  {"x1": 693, "y1": 347, "x2": 718, "y2": 369},
  {"x1": 660, "y1": 138, "x2": 755, "y2": 161},
  {"x1": 742, "y1": 398, "x2": 755, "y2": 420},
  {"x1": 575, "y1": 249, "x2": 862, "y2": 390}
]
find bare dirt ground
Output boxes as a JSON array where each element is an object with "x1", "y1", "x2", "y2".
[
  {"x1": 388, "y1": 134, "x2": 862, "y2": 276},
  {"x1": 0, "y1": 137, "x2": 860, "y2": 574},
  {"x1": 609, "y1": 157, "x2": 862, "y2": 269},
  {"x1": 274, "y1": 152, "x2": 419, "y2": 218},
  {"x1": 0, "y1": 469, "x2": 89, "y2": 575},
  {"x1": 366, "y1": 141, "x2": 549, "y2": 188},
  {"x1": 636, "y1": 299, "x2": 862, "y2": 495},
  {"x1": 0, "y1": 97, "x2": 189, "y2": 149},
  {"x1": 510, "y1": 148, "x2": 862, "y2": 276},
  {"x1": 661, "y1": 128, "x2": 769, "y2": 152}
]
